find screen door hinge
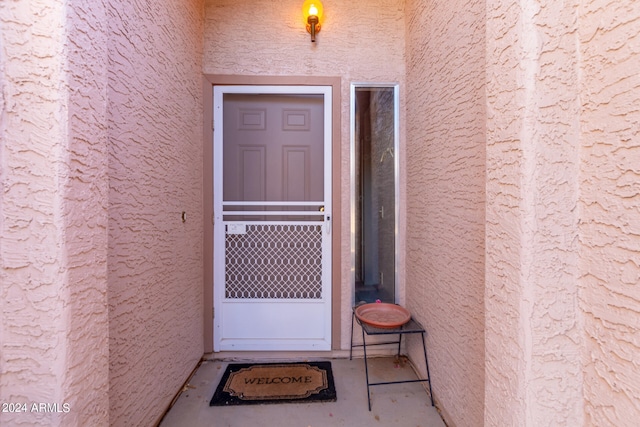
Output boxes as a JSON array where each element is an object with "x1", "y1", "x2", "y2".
[
  {"x1": 212, "y1": 213, "x2": 215, "y2": 225},
  {"x1": 212, "y1": 307, "x2": 215, "y2": 318}
]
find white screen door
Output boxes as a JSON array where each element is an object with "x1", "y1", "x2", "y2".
[{"x1": 213, "y1": 85, "x2": 332, "y2": 351}]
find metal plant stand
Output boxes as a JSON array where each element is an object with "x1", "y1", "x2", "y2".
[{"x1": 350, "y1": 307, "x2": 434, "y2": 411}]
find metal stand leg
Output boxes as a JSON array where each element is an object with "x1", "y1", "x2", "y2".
[
  {"x1": 350, "y1": 311, "x2": 355, "y2": 360},
  {"x1": 421, "y1": 332, "x2": 434, "y2": 406},
  {"x1": 361, "y1": 325, "x2": 372, "y2": 411}
]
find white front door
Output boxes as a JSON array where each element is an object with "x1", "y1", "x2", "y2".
[{"x1": 213, "y1": 86, "x2": 332, "y2": 351}]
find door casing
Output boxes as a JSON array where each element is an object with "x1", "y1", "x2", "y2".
[{"x1": 202, "y1": 75, "x2": 342, "y2": 353}]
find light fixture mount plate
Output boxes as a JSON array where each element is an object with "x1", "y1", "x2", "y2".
[{"x1": 306, "y1": 23, "x2": 321, "y2": 34}]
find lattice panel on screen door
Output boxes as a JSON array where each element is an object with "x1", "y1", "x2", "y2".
[{"x1": 225, "y1": 224, "x2": 323, "y2": 299}]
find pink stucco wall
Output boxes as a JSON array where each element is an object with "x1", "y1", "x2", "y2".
[
  {"x1": 485, "y1": 0, "x2": 640, "y2": 426},
  {"x1": 405, "y1": 0, "x2": 486, "y2": 425},
  {"x1": 106, "y1": 0, "x2": 204, "y2": 425},
  {"x1": 1, "y1": 0, "x2": 204, "y2": 425},
  {"x1": 580, "y1": 1, "x2": 640, "y2": 424},
  {"x1": 1, "y1": 0, "x2": 110, "y2": 425},
  {"x1": 485, "y1": 0, "x2": 584, "y2": 424},
  {"x1": 203, "y1": 0, "x2": 407, "y2": 350},
  {"x1": 4, "y1": 1, "x2": 639, "y2": 426}
]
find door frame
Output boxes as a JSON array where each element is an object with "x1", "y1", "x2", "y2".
[
  {"x1": 213, "y1": 85, "x2": 332, "y2": 351},
  {"x1": 202, "y1": 75, "x2": 342, "y2": 353}
]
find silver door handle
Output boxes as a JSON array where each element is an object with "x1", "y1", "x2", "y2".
[{"x1": 325, "y1": 215, "x2": 331, "y2": 234}]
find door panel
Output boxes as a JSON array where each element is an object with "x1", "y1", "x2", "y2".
[
  {"x1": 283, "y1": 147, "x2": 310, "y2": 200},
  {"x1": 213, "y1": 86, "x2": 332, "y2": 351},
  {"x1": 239, "y1": 146, "x2": 266, "y2": 201}
]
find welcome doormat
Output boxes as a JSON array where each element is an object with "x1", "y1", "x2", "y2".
[{"x1": 210, "y1": 361, "x2": 336, "y2": 406}]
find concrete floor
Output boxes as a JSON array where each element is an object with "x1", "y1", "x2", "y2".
[{"x1": 159, "y1": 356, "x2": 445, "y2": 427}]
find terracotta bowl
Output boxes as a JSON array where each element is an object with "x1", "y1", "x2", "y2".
[{"x1": 355, "y1": 303, "x2": 411, "y2": 328}]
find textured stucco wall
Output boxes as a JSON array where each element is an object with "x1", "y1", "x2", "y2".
[
  {"x1": 204, "y1": 0, "x2": 406, "y2": 350},
  {"x1": 485, "y1": 0, "x2": 585, "y2": 425},
  {"x1": 106, "y1": 1, "x2": 205, "y2": 425},
  {"x1": 1, "y1": 0, "x2": 109, "y2": 425},
  {"x1": 5, "y1": 2, "x2": 634, "y2": 426},
  {"x1": 404, "y1": 1, "x2": 486, "y2": 425},
  {"x1": 579, "y1": 1, "x2": 640, "y2": 425}
]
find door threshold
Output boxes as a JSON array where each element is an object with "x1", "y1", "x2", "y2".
[{"x1": 204, "y1": 348, "x2": 399, "y2": 362}]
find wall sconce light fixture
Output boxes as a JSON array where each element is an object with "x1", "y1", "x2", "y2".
[{"x1": 303, "y1": 0, "x2": 323, "y2": 42}]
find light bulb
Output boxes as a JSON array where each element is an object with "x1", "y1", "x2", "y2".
[{"x1": 302, "y1": 0, "x2": 323, "y2": 20}]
